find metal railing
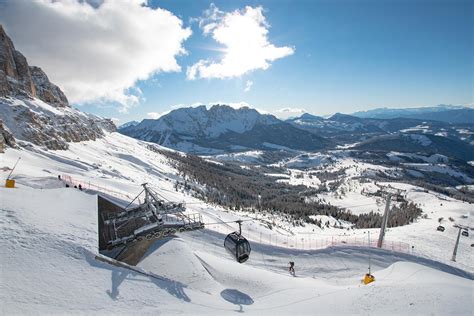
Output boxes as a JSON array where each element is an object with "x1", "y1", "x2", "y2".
[{"x1": 61, "y1": 174, "x2": 134, "y2": 201}]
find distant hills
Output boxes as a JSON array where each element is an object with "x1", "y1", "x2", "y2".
[
  {"x1": 353, "y1": 134, "x2": 474, "y2": 162},
  {"x1": 352, "y1": 105, "x2": 474, "y2": 124}
]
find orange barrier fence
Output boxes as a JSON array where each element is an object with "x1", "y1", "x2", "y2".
[{"x1": 206, "y1": 222, "x2": 413, "y2": 254}]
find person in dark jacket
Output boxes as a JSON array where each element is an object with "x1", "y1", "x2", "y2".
[{"x1": 288, "y1": 261, "x2": 295, "y2": 276}]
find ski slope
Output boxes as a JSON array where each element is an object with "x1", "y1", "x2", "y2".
[
  {"x1": 1, "y1": 184, "x2": 472, "y2": 314},
  {"x1": 1, "y1": 132, "x2": 473, "y2": 314}
]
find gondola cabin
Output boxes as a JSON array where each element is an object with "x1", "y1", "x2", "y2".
[{"x1": 224, "y1": 232, "x2": 251, "y2": 263}]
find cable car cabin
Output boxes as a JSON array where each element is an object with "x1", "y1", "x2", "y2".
[{"x1": 224, "y1": 232, "x2": 251, "y2": 263}]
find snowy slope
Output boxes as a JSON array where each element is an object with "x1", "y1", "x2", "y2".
[
  {"x1": 1, "y1": 184, "x2": 472, "y2": 314},
  {"x1": 0, "y1": 96, "x2": 115, "y2": 150},
  {"x1": 1, "y1": 132, "x2": 473, "y2": 314}
]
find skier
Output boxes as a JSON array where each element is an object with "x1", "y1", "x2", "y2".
[{"x1": 288, "y1": 261, "x2": 295, "y2": 276}]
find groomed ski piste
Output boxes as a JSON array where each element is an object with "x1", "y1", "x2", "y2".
[{"x1": 1, "y1": 132, "x2": 473, "y2": 315}]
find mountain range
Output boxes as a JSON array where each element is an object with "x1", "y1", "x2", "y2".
[
  {"x1": 119, "y1": 105, "x2": 328, "y2": 154},
  {"x1": 1, "y1": 23, "x2": 472, "y2": 162},
  {"x1": 120, "y1": 105, "x2": 474, "y2": 160}
]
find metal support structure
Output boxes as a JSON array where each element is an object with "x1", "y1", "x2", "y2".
[
  {"x1": 101, "y1": 183, "x2": 202, "y2": 248},
  {"x1": 451, "y1": 225, "x2": 468, "y2": 262},
  {"x1": 236, "y1": 220, "x2": 243, "y2": 235},
  {"x1": 377, "y1": 194, "x2": 391, "y2": 248},
  {"x1": 451, "y1": 227, "x2": 461, "y2": 262},
  {"x1": 368, "y1": 231, "x2": 371, "y2": 275}
]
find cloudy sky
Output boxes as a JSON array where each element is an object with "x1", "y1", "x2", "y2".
[{"x1": 0, "y1": 0, "x2": 472, "y2": 123}]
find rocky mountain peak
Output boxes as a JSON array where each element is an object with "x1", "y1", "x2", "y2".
[
  {"x1": 0, "y1": 25, "x2": 68, "y2": 107},
  {"x1": 0, "y1": 25, "x2": 116, "y2": 151}
]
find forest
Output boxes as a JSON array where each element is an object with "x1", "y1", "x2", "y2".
[{"x1": 154, "y1": 146, "x2": 423, "y2": 229}]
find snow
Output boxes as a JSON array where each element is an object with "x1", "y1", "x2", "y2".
[
  {"x1": 262, "y1": 142, "x2": 296, "y2": 151},
  {"x1": 400, "y1": 125, "x2": 431, "y2": 133},
  {"x1": 173, "y1": 141, "x2": 224, "y2": 155},
  {"x1": 211, "y1": 151, "x2": 264, "y2": 163},
  {"x1": 134, "y1": 105, "x2": 277, "y2": 139},
  {"x1": 387, "y1": 151, "x2": 448, "y2": 164},
  {"x1": 402, "y1": 163, "x2": 473, "y2": 183},
  {"x1": 457, "y1": 129, "x2": 473, "y2": 135},
  {"x1": 1, "y1": 132, "x2": 473, "y2": 314},
  {"x1": 408, "y1": 134, "x2": 432, "y2": 146},
  {"x1": 2, "y1": 185, "x2": 473, "y2": 314},
  {"x1": 277, "y1": 152, "x2": 334, "y2": 169}
]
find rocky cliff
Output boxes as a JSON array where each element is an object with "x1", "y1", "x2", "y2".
[
  {"x1": 0, "y1": 25, "x2": 116, "y2": 150},
  {"x1": 0, "y1": 25, "x2": 68, "y2": 107},
  {"x1": 0, "y1": 119, "x2": 16, "y2": 153}
]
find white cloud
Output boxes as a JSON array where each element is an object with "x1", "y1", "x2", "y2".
[
  {"x1": 147, "y1": 112, "x2": 164, "y2": 119},
  {"x1": 244, "y1": 80, "x2": 253, "y2": 92},
  {"x1": 273, "y1": 107, "x2": 307, "y2": 119},
  {"x1": 276, "y1": 107, "x2": 307, "y2": 114},
  {"x1": 0, "y1": 0, "x2": 191, "y2": 113},
  {"x1": 187, "y1": 4, "x2": 294, "y2": 80},
  {"x1": 170, "y1": 102, "x2": 204, "y2": 110}
]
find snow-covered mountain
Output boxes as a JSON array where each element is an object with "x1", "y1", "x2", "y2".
[
  {"x1": 118, "y1": 120, "x2": 139, "y2": 129},
  {"x1": 0, "y1": 25, "x2": 115, "y2": 151},
  {"x1": 120, "y1": 105, "x2": 328, "y2": 153}
]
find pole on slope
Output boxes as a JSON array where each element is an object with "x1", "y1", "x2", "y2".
[
  {"x1": 377, "y1": 194, "x2": 391, "y2": 248},
  {"x1": 451, "y1": 226, "x2": 462, "y2": 262},
  {"x1": 7, "y1": 157, "x2": 21, "y2": 179},
  {"x1": 363, "y1": 230, "x2": 375, "y2": 284},
  {"x1": 368, "y1": 231, "x2": 371, "y2": 275}
]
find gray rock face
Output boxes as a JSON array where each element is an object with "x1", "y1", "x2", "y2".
[
  {"x1": 30, "y1": 66, "x2": 68, "y2": 107},
  {"x1": 0, "y1": 25, "x2": 116, "y2": 150},
  {"x1": 1, "y1": 25, "x2": 36, "y2": 99},
  {"x1": 0, "y1": 119, "x2": 17, "y2": 153},
  {"x1": 1, "y1": 97, "x2": 117, "y2": 150},
  {"x1": 0, "y1": 25, "x2": 69, "y2": 107}
]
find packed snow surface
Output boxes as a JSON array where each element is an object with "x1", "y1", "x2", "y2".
[
  {"x1": 1, "y1": 132, "x2": 473, "y2": 314},
  {"x1": 2, "y1": 184, "x2": 472, "y2": 315}
]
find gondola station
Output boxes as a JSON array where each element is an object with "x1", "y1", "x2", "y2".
[
  {"x1": 98, "y1": 183, "x2": 204, "y2": 262},
  {"x1": 98, "y1": 183, "x2": 252, "y2": 265}
]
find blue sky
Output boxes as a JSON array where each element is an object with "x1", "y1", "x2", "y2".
[{"x1": 1, "y1": 0, "x2": 472, "y2": 123}]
